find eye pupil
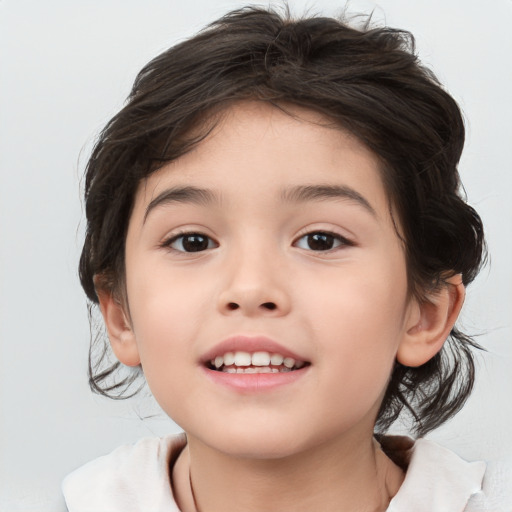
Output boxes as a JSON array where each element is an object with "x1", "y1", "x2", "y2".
[
  {"x1": 307, "y1": 233, "x2": 334, "y2": 251},
  {"x1": 182, "y1": 234, "x2": 209, "y2": 252}
]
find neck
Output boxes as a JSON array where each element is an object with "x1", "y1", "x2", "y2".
[{"x1": 172, "y1": 431, "x2": 404, "y2": 512}]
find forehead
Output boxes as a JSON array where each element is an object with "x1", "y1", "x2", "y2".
[{"x1": 133, "y1": 101, "x2": 391, "y2": 222}]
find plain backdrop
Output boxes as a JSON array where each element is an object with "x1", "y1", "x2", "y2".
[{"x1": 1, "y1": 0, "x2": 511, "y2": 510}]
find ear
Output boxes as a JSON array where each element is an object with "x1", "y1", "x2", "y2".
[
  {"x1": 397, "y1": 275, "x2": 465, "y2": 367},
  {"x1": 96, "y1": 290, "x2": 141, "y2": 367}
]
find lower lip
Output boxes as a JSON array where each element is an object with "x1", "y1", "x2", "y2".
[{"x1": 202, "y1": 366, "x2": 309, "y2": 393}]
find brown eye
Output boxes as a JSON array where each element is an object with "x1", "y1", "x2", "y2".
[
  {"x1": 295, "y1": 232, "x2": 347, "y2": 251},
  {"x1": 168, "y1": 233, "x2": 216, "y2": 252}
]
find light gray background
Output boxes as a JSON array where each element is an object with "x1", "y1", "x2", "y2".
[{"x1": 1, "y1": 1, "x2": 511, "y2": 510}]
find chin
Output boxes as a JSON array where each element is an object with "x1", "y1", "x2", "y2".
[
  {"x1": 190, "y1": 419, "x2": 311, "y2": 460},
  {"x1": 219, "y1": 437, "x2": 307, "y2": 461}
]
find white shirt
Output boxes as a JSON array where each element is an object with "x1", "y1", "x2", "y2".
[{"x1": 62, "y1": 434, "x2": 485, "y2": 512}]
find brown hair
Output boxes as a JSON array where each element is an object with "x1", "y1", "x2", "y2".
[{"x1": 79, "y1": 6, "x2": 485, "y2": 435}]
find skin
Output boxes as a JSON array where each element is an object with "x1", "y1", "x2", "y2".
[{"x1": 99, "y1": 101, "x2": 465, "y2": 512}]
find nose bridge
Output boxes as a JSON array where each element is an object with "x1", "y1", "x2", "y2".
[{"x1": 217, "y1": 234, "x2": 290, "y2": 316}]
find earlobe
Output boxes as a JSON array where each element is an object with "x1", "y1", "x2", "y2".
[
  {"x1": 97, "y1": 289, "x2": 141, "y2": 367},
  {"x1": 397, "y1": 275, "x2": 465, "y2": 367}
]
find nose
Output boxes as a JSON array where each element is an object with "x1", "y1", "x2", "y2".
[{"x1": 217, "y1": 249, "x2": 291, "y2": 317}]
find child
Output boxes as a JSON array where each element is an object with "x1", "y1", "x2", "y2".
[{"x1": 63, "y1": 6, "x2": 487, "y2": 511}]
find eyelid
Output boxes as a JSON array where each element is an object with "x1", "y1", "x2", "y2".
[
  {"x1": 292, "y1": 229, "x2": 355, "y2": 251},
  {"x1": 160, "y1": 229, "x2": 219, "y2": 253}
]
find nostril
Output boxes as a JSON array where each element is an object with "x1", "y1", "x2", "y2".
[
  {"x1": 227, "y1": 302, "x2": 239, "y2": 310},
  {"x1": 261, "y1": 302, "x2": 277, "y2": 310}
]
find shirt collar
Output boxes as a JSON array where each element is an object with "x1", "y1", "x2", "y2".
[{"x1": 387, "y1": 438, "x2": 485, "y2": 512}]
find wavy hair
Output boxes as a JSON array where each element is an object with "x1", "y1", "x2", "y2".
[{"x1": 79, "y1": 6, "x2": 485, "y2": 435}]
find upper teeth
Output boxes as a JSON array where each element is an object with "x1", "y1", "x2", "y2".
[{"x1": 211, "y1": 351, "x2": 304, "y2": 369}]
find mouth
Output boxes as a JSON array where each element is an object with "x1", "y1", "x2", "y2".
[{"x1": 207, "y1": 351, "x2": 309, "y2": 374}]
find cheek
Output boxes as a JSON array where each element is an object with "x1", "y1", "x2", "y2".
[
  {"x1": 306, "y1": 258, "x2": 409, "y2": 393},
  {"x1": 127, "y1": 256, "x2": 209, "y2": 336},
  {"x1": 124, "y1": 266, "x2": 208, "y2": 392},
  {"x1": 308, "y1": 259, "x2": 408, "y2": 342}
]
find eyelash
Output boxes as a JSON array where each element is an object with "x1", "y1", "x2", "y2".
[
  {"x1": 161, "y1": 231, "x2": 218, "y2": 253},
  {"x1": 162, "y1": 230, "x2": 353, "y2": 253},
  {"x1": 293, "y1": 231, "x2": 354, "y2": 252}
]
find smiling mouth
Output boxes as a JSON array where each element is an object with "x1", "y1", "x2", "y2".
[{"x1": 207, "y1": 351, "x2": 309, "y2": 373}]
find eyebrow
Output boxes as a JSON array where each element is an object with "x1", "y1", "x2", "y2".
[
  {"x1": 144, "y1": 186, "x2": 218, "y2": 223},
  {"x1": 281, "y1": 184, "x2": 376, "y2": 216}
]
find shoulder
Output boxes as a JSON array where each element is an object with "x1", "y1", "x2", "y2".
[
  {"x1": 386, "y1": 438, "x2": 486, "y2": 512},
  {"x1": 62, "y1": 433, "x2": 187, "y2": 512}
]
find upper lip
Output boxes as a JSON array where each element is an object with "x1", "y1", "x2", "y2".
[{"x1": 200, "y1": 335, "x2": 308, "y2": 364}]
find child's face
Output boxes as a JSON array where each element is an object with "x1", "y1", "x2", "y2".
[{"x1": 117, "y1": 101, "x2": 419, "y2": 458}]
